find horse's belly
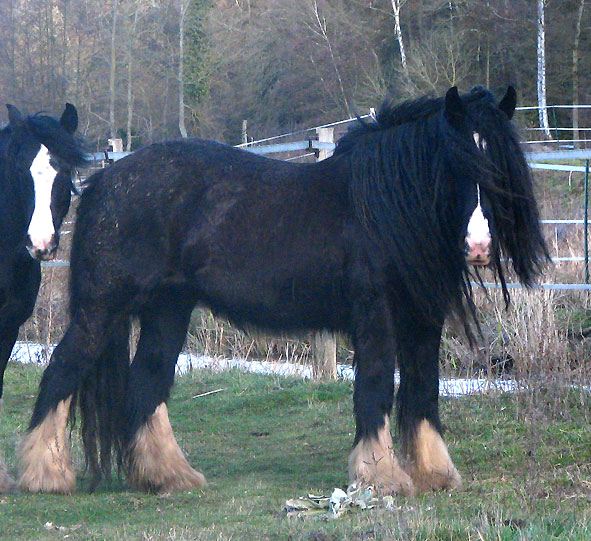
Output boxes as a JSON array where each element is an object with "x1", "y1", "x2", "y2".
[{"x1": 191, "y1": 263, "x2": 348, "y2": 332}]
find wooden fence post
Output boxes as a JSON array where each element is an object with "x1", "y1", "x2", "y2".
[
  {"x1": 242, "y1": 120, "x2": 248, "y2": 145},
  {"x1": 312, "y1": 127, "x2": 337, "y2": 380},
  {"x1": 108, "y1": 138, "x2": 123, "y2": 152}
]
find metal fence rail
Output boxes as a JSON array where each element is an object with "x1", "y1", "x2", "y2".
[{"x1": 474, "y1": 283, "x2": 591, "y2": 290}]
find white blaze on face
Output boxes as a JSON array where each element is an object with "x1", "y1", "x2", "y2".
[
  {"x1": 28, "y1": 145, "x2": 57, "y2": 254},
  {"x1": 467, "y1": 200, "x2": 490, "y2": 243},
  {"x1": 465, "y1": 184, "x2": 491, "y2": 264},
  {"x1": 465, "y1": 133, "x2": 492, "y2": 264}
]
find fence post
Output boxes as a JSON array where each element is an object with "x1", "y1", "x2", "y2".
[
  {"x1": 551, "y1": 106, "x2": 560, "y2": 149},
  {"x1": 108, "y1": 138, "x2": 123, "y2": 152},
  {"x1": 585, "y1": 159, "x2": 589, "y2": 283},
  {"x1": 242, "y1": 120, "x2": 248, "y2": 145},
  {"x1": 312, "y1": 127, "x2": 337, "y2": 380}
]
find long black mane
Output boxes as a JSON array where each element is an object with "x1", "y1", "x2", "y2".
[
  {"x1": 24, "y1": 113, "x2": 89, "y2": 168},
  {"x1": 335, "y1": 87, "x2": 549, "y2": 330},
  {"x1": 1, "y1": 111, "x2": 89, "y2": 174}
]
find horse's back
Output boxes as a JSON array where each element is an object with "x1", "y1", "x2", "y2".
[{"x1": 72, "y1": 138, "x2": 354, "y2": 329}]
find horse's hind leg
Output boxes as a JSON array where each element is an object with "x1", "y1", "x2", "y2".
[
  {"x1": 125, "y1": 293, "x2": 205, "y2": 493},
  {"x1": 18, "y1": 307, "x2": 112, "y2": 494},
  {"x1": 349, "y1": 297, "x2": 415, "y2": 496},
  {"x1": 396, "y1": 316, "x2": 461, "y2": 492}
]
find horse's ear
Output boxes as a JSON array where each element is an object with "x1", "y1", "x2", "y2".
[
  {"x1": 444, "y1": 86, "x2": 466, "y2": 130},
  {"x1": 498, "y1": 86, "x2": 517, "y2": 120},
  {"x1": 60, "y1": 103, "x2": 78, "y2": 134},
  {"x1": 6, "y1": 104, "x2": 23, "y2": 126}
]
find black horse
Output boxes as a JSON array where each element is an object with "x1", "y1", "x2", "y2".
[
  {"x1": 0, "y1": 103, "x2": 87, "y2": 492},
  {"x1": 19, "y1": 86, "x2": 548, "y2": 495}
]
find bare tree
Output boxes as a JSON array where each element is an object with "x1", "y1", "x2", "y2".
[
  {"x1": 125, "y1": 3, "x2": 140, "y2": 151},
  {"x1": 109, "y1": 0, "x2": 120, "y2": 139},
  {"x1": 402, "y1": 22, "x2": 473, "y2": 96},
  {"x1": 3, "y1": 0, "x2": 587, "y2": 152},
  {"x1": 573, "y1": 0, "x2": 586, "y2": 147},
  {"x1": 178, "y1": 0, "x2": 191, "y2": 138},
  {"x1": 390, "y1": 0, "x2": 408, "y2": 79},
  {"x1": 305, "y1": 0, "x2": 351, "y2": 117},
  {"x1": 537, "y1": 0, "x2": 550, "y2": 138}
]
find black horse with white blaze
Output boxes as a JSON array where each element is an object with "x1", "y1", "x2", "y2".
[
  {"x1": 19, "y1": 86, "x2": 548, "y2": 495},
  {"x1": 0, "y1": 104, "x2": 87, "y2": 492}
]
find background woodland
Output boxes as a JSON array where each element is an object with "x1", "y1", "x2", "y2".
[{"x1": 1, "y1": 0, "x2": 590, "y2": 148}]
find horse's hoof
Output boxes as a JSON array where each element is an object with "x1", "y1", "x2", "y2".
[
  {"x1": 349, "y1": 429, "x2": 416, "y2": 497},
  {"x1": 129, "y1": 465, "x2": 207, "y2": 494},
  {"x1": 17, "y1": 437, "x2": 76, "y2": 495},
  {"x1": 127, "y1": 402, "x2": 207, "y2": 494},
  {"x1": 406, "y1": 419, "x2": 462, "y2": 493},
  {"x1": 408, "y1": 464, "x2": 462, "y2": 492},
  {"x1": 17, "y1": 469, "x2": 76, "y2": 495},
  {"x1": 17, "y1": 400, "x2": 76, "y2": 495}
]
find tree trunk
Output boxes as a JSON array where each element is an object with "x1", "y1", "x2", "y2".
[
  {"x1": 61, "y1": 0, "x2": 68, "y2": 102},
  {"x1": 309, "y1": 0, "x2": 351, "y2": 117},
  {"x1": 109, "y1": 0, "x2": 120, "y2": 139},
  {"x1": 178, "y1": 0, "x2": 191, "y2": 139},
  {"x1": 537, "y1": 0, "x2": 550, "y2": 138},
  {"x1": 126, "y1": 5, "x2": 139, "y2": 152},
  {"x1": 573, "y1": 0, "x2": 586, "y2": 148},
  {"x1": 390, "y1": 0, "x2": 408, "y2": 79},
  {"x1": 75, "y1": 30, "x2": 81, "y2": 107},
  {"x1": 485, "y1": 39, "x2": 490, "y2": 88}
]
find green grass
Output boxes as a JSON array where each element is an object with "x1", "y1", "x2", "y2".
[{"x1": 1, "y1": 363, "x2": 591, "y2": 540}]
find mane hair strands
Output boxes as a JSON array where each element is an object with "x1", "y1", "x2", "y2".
[{"x1": 341, "y1": 86, "x2": 548, "y2": 326}]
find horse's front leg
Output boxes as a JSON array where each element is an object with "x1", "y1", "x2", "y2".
[
  {"x1": 18, "y1": 308, "x2": 110, "y2": 494},
  {"x1": 349, "y1": 297, "x2": 415, "y2": 496},
  {"x1": 0, "y1": 257, "x2": 41, "y2": 493},
  {"x1": 125, "y1": 295, "x2": 206, "y2": 493},
  {"x1": 396, "y1": 315, "x2": 462, "y2": 492},
  {"x1": 0, "y1": 327, "x2": 18, "y2": 493}
]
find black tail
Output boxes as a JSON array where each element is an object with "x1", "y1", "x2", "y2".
[{"x1": 78, "y1": 316, "x2": 130, "y2": 485}]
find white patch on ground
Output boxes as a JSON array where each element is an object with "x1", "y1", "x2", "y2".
[
  {"x1": 10, "y1": 342, "x2": 517, "y2": 398},
  {"x1": 11, "y1": 342, "x2": 55, "y2": 365}
]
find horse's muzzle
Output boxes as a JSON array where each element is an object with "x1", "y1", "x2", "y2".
[
  {"x1": 26, "y1": 234, "x2": 58, "y2": 261},
  {"x1": 464, "y1": 239, "x2": 491, "y2": 266}
]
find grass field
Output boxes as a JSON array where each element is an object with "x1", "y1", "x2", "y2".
[
  {"x1": 2, "y1": 124, "x2": 590, "y2": 540},
  {"x1": 1, "y1": 363, "x2": 591, "y2": 540}
]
